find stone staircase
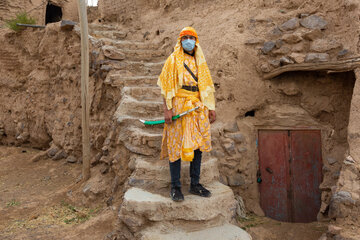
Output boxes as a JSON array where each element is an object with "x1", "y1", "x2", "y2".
[{"x1": 89, "y1": 23, "x2": 251, "y2": 240}]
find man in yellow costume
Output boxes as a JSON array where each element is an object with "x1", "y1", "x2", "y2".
[{"x1": 158, "y1": 27, "x2": 216, "y2": 202}]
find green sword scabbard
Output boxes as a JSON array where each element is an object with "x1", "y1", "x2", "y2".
[{"x1": 139, "y1": 106, "x2": 199, "y2": 125}]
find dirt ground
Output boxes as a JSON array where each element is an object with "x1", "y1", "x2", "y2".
[
  {"x1": 0, "y1": 146, "x2": 117, "y2": 240},
  {"x1": 0, "y1": 145, "x2": 328, "y2": 240}
]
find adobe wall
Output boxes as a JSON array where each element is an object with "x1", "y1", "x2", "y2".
[{"x1": 0, "y1": 0, "x2": 78, "y2": 26}]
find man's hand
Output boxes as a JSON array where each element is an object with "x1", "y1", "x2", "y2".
[
  {"x1": 209, "y1": 110, "x2": 216, "y2": 123},
  {"x1": 164, "y1": 108, "x2": 173, "y2": 124}
]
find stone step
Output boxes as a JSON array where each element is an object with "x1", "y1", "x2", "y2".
[
  {"x1": 122, "y1": 86, "x2": 162, "y2": 102},
  {"x1": 118, "y1": 126, "x2": 162, "y2": 150},
  {"x1": 89, "y1": 23, "x2": 120, "y2": 31},
  {"x1": 140, "y1": 223, "x2": 252, "y2": 240},
  {"x1": 105, "y1": 74, "x2": 158, "y2": 88},
  {"x1": 119, "y1": 182, "x2": 237, "y2": 233},
  {"x1": 115, "y1": 97, "x2": 163, "y2": 120},
  {"x1": 103, "y1": 61, "x2": 164, "y2": 77},
  {"x1": 90, "y1": 29, "x2": 127, "y2": 40},
  {"x1": 116, "y1": 115, "x2": 165, "y2": 131},
  {"x1": 128, "y1": 157, "x2": 220, "y2": 190},
  {"x1": 121, "y1": 49, "x2": 166, "y2": 61},
  {"x1": 99, "y1": 38, "x2": 161, "y2": 50}
]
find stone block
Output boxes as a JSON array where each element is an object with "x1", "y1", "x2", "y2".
[
  {"x1": 338, "y1": 49, "x2": 350, "y2": 58},
  {"x1": 273, "y1": 46, "x2": 291, "y2": 55},
  {"x1": 305, "y1": 53, "x2": 329, "y2": 63},
  {"x1": 280, "y1": 18, "x2": 299, "y2": 31},
  {"x1": 222, "y1": 139, "x2": 236, "y2": 155},
  {"x1": 300, "y1": 15, "x2": 328, "y2": 30},
  {"x1": 260, "y1": 63, "x2": 271, "y2": 73},
  {"x1": 269, "y1": 59, "x2": 281, "y2": 68},
  {"x1": 268, "y1": 27, "x2": 283, "y2": 37},
  {"x1": 328, "y1": 225, "x2": 342, "y2": 235},
  {"x1": 47, "y1": 146, "x2": 60, "y2": 158}
]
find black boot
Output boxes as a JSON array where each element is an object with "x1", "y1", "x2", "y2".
[
  {"x1": 170, "y1": 187, "x2": 184, "y2": 202},
  {"x1": 189, "y1": 183, "x2": 211, "y2": 197}
]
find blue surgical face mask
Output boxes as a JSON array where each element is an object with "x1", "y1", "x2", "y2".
[{"x1": 182, "y1": 39, "x2": 196, "y2": 52}]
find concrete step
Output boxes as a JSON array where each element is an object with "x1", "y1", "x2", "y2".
[
  {"x1": 119, "y1": 182, "x2": 237, "y2": 233},
  {"x1": 115, "y1": 97, "x2": 163, "y2": 120},
  {"x1": 128, "y1": 157, "x2": 220, "y2": 190},
  {"x1": 122, "y1": 86, "x2": 162, "y2": 102},
  {"x1": 140, "y1": 223, "x2": 252, "y2": 240},
  {"x1": 105, "y1": 74, "x2": 158, "y2": 88}
]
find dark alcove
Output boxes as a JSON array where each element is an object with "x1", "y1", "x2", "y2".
[{"x1": 45, "y1": 3, "x2": 62, "y2": 24}]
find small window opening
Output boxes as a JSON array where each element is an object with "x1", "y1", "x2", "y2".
[
  {"x1": 245, "y1": 110, "x2": 255, "y2": 117},
  {"x1": 45, "y1": 3, "x2": 63, "y2": 24}
]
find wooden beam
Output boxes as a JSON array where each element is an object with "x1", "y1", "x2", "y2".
[
  {"x1": 263, "y1": 57, "x2": 360, "y2": 80},
  {"x1": 77, "y1": 0, "x2": 91, "y2": 181}
]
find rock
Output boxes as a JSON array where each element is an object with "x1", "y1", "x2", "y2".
[
  {"x1": 289, "y1": 52, "x2": 306, "y2": 63},
  {"x1": 244, "y1": 39, "x2": 264, "y2": 45},
  {"x1": 113, "y1": 31, "x2": 127, "y2": 39},
  {"x1": 224, "y1": 122, "x2": 239, "y2": 132},
  {"x1": 280, "y1": 56, "x2": 294, "y2": 65},
  {"x1": 47, "y1": 146, "x2": 60, "y2": 158},
  {"x1": 280, "y1": 18, "x2": 299, "y2": 31},
  {"x1": 292, "y1": 42, "x2": 305, "y2": 52},
  {"x1": 269, "y1": 59, "x2": 281, "y2": 68},
  {"x1": 60, "y1": 20, "x2": 76, "y2": 31},
  {"x1": 338, "y1": 49, "x2": 350, "y2": 58},
  {"x1": 300, "y1": 15, "x2": 328, "y2": 30},
  {"x1": 282, "y1": 33, "x2": 302, "y2": 44},
  {"x1": 328, "y1": 225, "x2": 342, "y2": 235},
  {"x1": 219, "y1": 175, "x2": 228, "y2": 185},
  {"x1": 222, "y1": 139, "x2": 236, "y2": 155},
  {"x1": 261, "y1": 41, "x2": 276, "y2": 54},
  {"x1": 224, "y1": 132, "x2": 245, "y2": 143},
  {"x1": 302, "y1": 29, "x2": 323, "y2": 41},
  {"x1": 235, "y1": 195, "x2": 246, "y2": 218},
  {"x1": 52, "y1": 150, "x2": 68, "y2": 161},
  {"x1": 211, "y1": 150, "x2": 225, "y2": 158},
  {"x1": 275, "y1": 39, "x2": 284, "y2": 48},
  {"x1": 66, "y1": 155, "x2": 77, "y2": 163},
  {"x1": 269, "y1": 27, "x2": 283, "y2": 37},
  {"x1": 327, "y1": 157, "x2": 337, "y2": 165},
  {"x1": 260, "y1": 63, "x2": 272, "y2": 73},
  {"x1": 237, "y1": 147, "x2": 247, "y2": 153},
  {"x1": 227, "y1": 173, "x2": 245, "y2": 186},
  {"x1": 305, "y1": 53, "x2": 330, "y2": 63},
  {"x1": 310, "y1": 39, "x2": 342, "y2": 52},
  {"x1": 30, "y1": 151, "x2": 47, "y2": 162},
  {"x1": 299, "y1": 13, "x2": 310, "y2": 18},
  {"x1": 332, "y1": 191, "x2": 356, "y2": 204},
  {"x1": 102, "y1": 45, "x2": 125, "y2": 60},
  {"x1": 344, "y1": 155, "x2": 356, "y2": 165},
  {"x1": 273, "y1": 46, "x2": 291, "y2": 55},
  {"x1": 318, "y1": 233, "x2": 327, "y2": 240}
]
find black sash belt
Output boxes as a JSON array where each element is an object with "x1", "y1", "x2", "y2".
[{"x1": 181, "y1": 85, "x2": 199, "y2": 92}]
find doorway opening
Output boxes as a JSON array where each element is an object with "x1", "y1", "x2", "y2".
[{"x1": 45, "y1": 2, "x2": 62, "y2": 24}]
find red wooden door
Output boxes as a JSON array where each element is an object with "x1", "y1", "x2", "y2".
[
  {"x1": 290, "y1": 130, "x2": 322, "y2": 222},
  {"x1": 258, "y1": 130, "x2": 322, "y2": 223}
]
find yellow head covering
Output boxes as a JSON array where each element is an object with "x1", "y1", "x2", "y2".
[{"x1": 157, "y1": 27, "x2": 215, "y2": 110}]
